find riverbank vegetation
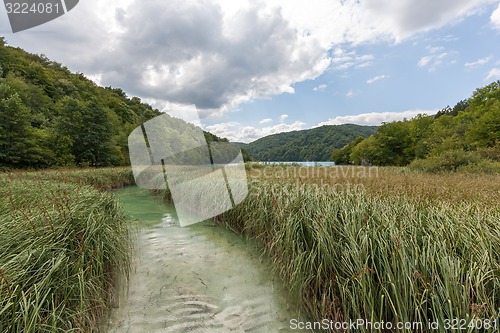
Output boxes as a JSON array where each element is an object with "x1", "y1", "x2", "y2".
[
  {"x1": 0, "y1": 168, "x2": 133, "y2": 332},
  {"x1": 214, "y1": 165, "x2": 500, "y2": 331},
  {"x1": 331, "y1": 81, "x2": 500, "y2": 173}
]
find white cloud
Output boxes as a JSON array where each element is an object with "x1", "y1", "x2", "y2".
[
  {"x1": 465, "y1": 55, "x2": 494, "y2": 69},
  {"x1": 418, "y1": 56, "x2": 433, "y2": 68},
  {"x1": 439, "y1": 35, "x2": 460, "y2": 42},
  {"x1": 313, "y1": 84, "x2": 327, "y2": 91},
  {"x1": 485, "y1": 67, "x2": 500, "y2": 81},
  {"x1": 359, "y1": 0, "x2": 496, "y2": 42},
  {"x1": 366, "y1": 75, "x2": 387, "y2": 84},
  {"x1": 491, "y1": 3, "x2": 500, "y2": 29},
  {"x1": 86, "y1": 73, "x2": 103, "y2": 86},
  {"x1": 417, "y1": 52, "x2": 455, "y2": 72},
  {"x1": 210, "y1": 109, "x2": 438, "y2": 142},
  {"x1": 346, "y1": 90, "x2": 355, "y2": 97},
  {"x1": 3, "y1": 0, "x2": 496, "y2": 117},
  {"x1": 259, "y1": 118, "x2": 273, "y2": 124},
  {"x1": 270, "y1": 0, "x2": 495, "y2": 46},
  {"x1": 356, "y1": 62, "x2": 373, "y2": 69},
  {"x1": 163, "y1": 103, "x2": 203, "y2": 126},
  {"x1": 101, "y1": 1, "x2": 335, "y2": 112},
  {"x1": 5, "y1": 0, "x2": 331, "y2": 115},
  {"x1": 317, "y1": 110, "x2": 437, "y2": 126},
  {"x1": 426, "y1": 45, "x2": 445, "y2": 53},
  {"x1": 205, "y1": 121, "x2": 305, "y2": 143},
  {"x1": 331, "y1": 48, "x2": 374, "y2": 71},
  {"x1": 279, "y1": 114, "x2": 289, "y2": 122}
]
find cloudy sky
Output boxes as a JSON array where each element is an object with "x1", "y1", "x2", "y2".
[{"x1": 1, "y1": 0, "x2": 500, "y2": 142}]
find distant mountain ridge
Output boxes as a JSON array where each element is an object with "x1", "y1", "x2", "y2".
[{"x1": 243, "y1": 124, "x2": 378, "y2": 161}]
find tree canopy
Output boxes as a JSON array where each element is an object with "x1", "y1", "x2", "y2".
[
  {"x1": 244, "y1": 124, "x2": 378, "y2": 161},
  {"x1": 0, "y1": 39, "x2": 234, "y2": 169},
  {"x1": 331, "y1": 81, "x2": 500, "y2": 172}
]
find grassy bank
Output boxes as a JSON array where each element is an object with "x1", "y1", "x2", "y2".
[
  {"x1": 214, "y1": 166, "x2": 500, "y2": 332},
  {"x1": 0, "y1": 168, "x2": 134, "y2": 332}
]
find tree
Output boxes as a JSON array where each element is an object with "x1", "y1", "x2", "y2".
[
  {"x1": 330, "y1": 136, "x2": 365, "y2": 164},
  {"x1": 244, "y1": 124, "x2": 378, "y2": 162},
  {"x1": 408, "y1": 114, "x2": 434, "y2": 159},
  {"x1": 452, "y1": 99, "x2": 468, "y2": 114},
  {"x1": 0, "y1": 86, "x2": 37, "y2": 167},
  {"x1": 56, "y1": 98, "x2": 116, "y2": 166},
  {"x1": 350, "y1": 136, "x2": 383, "y2": 165},
  {"x1": 466, "y1": 100, "x2": 500, "y2": 147},
  {"x1": 352, "y1": 122, "x2": 413, "y2": 166},
  {"x1": 79, "y1": 100, "x2": 116, "y2": 166},
  {"x1": 467, "y1": 81, "x2": 500, "y2": 110}
]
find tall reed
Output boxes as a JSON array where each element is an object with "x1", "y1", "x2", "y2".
[
  {"x1": 4, "y1": 167, "x2": 135, "y2": 190},
  {"x1": 0, "y1": 168, "x2": 133, "y2": 332},
  {"x1": 215, "y1": 167, "x2": 500, "y2": 332}
]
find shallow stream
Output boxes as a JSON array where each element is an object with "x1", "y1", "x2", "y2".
[{"x1": 106, "y1": 186, "x2": 307, "y2": 333}]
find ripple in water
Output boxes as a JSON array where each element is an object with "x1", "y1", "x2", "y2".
[{"x1": 106, "y1": 187, "x2": 305, "y2": 333}]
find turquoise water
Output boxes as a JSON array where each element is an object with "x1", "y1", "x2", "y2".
[{"x1": 106, "y1": 186, "x2": 308, "y2": 333}]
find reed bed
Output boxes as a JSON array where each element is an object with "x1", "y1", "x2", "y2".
[
  {"x1": 245, "y1": 165, "x2": 500, "y2": 207},
  {"x1": 214, "y1": 166, "x2": 500, "y2": 332},
  {"x1": 0, "y1": 168, "x2": 134, "y2": 332},
  {"x1": 3, "y1": 167, "x2": 135, "y2": 190}
]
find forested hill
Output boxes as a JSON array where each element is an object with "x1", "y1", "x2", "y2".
[
  {"x1": 244, "y1": 124, "x2": 378, "y2": 161},
  {"x1": 331, "y1": 81, "x2": 500, "y2": 172},
  {"x1": 0, "y1": 38, "x2": 229, "y2": 169}
]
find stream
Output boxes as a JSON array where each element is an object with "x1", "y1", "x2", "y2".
[{"x1": 105, "y1": 186, "x2": 307, "y2": 333}]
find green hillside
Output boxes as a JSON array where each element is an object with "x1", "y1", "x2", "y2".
[
  {"x1": 244, "y1": 124, "x2": 378, "y2": 161},
  {"x1": 331, "y1": 81, "x2": 500, "y2": 172},
  {"x1": 0, "y1": 37, "x2": 232, "y2": 169}
]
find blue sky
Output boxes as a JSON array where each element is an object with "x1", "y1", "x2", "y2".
[{"x1": 1, "y1": 0, "x2": 500, "y2": 142}]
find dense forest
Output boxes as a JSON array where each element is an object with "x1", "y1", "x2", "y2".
[
  {"x1": 0, "y1": 38, "x2": 234, "y2": 169},
  {"x1": 244, "y1": 124, "x2": 378, "y2": 161},
  {"x1": 331, "y1": 81, "x2": 500, "y2": 172}
]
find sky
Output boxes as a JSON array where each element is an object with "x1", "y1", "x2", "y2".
[{"x1": 1, "y1": 0, "x2": 500, "y2": 143}]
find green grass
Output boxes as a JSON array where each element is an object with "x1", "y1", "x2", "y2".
[
  {"x1": 213, "y1": 167, "x2": 500, "y2": 332},
  {"x1": 0, "y1": 168, "x2": 134, "y2": 332},
  {"x1": 3, "y1": 167, "x2": 135, "y2": 190},
  {"x1": 10, "y1": 166, "x2": 495, "y2": 332}
]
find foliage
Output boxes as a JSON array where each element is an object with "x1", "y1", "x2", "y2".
[
  {"x1": 330, "y1": 136, "x2": 365, "y2": 164},
  {"x1": 0, "y1": 40, "x2": 163, "y2": 168},
  {"x1": 408, "y1": 149, "x2": 481, "y2": 172},
  {"x1": 244, "y1": 124, "x2": 378, "y2": 161},
  {"x1": 0, "y1": 89, "x2": 39, "y2": 167},
  {"x1": 434, "y1": 99, "x2": 468, "y2": 118},
  {"x1": 334, "y1": 81, "x2": 500, "y2": 170},
  {"x1": 0, "y1": 168, "x2": 134, "y2": 332},
  {"x1": 456, "y1": 159, "x2": 500, "y2": 174},
  {"x1": 0, "y1": 40, "x2": 233, "y2": 169}
]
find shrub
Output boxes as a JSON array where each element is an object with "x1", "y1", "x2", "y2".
[{"x1": 408, "y1": 150, "x2": 481, "y2": 172}]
